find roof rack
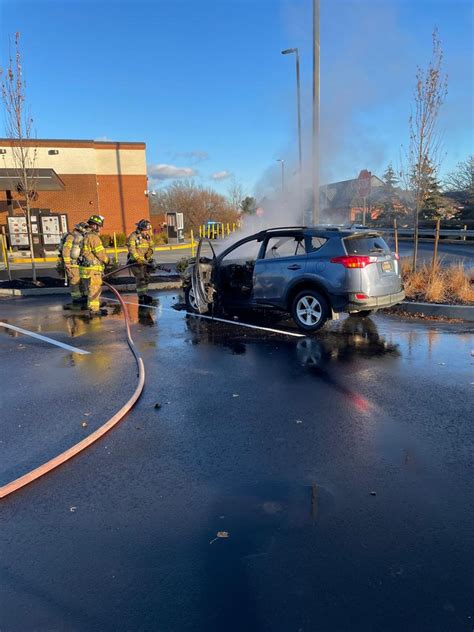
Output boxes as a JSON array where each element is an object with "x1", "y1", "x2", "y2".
[{"x1": 265, "y1": 225, "x2": 307, "y2": 231}]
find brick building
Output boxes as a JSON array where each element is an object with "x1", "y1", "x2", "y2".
[{"x1": 0, "y1": 138, "x2": 150, "y2": 239}]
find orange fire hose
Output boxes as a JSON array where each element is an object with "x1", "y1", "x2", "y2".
[{"x1": 0, "y1": 282, "x2": 145, "y2": 499}]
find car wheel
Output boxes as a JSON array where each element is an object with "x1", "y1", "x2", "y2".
[
  {"x1": 349, "y1": 310, "x2": 374, "y2": 318},
  {"x1": 185, "y1": 285, "x2": 207, "y2": 314},
  {"x1": 291, "y1": 289, "x2": 329, "y2": 333}
]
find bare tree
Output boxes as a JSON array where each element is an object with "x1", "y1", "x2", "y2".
[
  {"x1": 150, "y1": 180, "x2": 239, "y2": 230},
  {"x1": 1, "y1": 32, "x2": 38, "y2": 281},
  {"x1": 443, "y1": 155, "x2": 474, "y2": 192},
  {"x1": 405, "y1": 28, "x2": 447, "y2": 270},
  {"x1": 227, "y1": 177, "x2": 244, "y2": 213},
  {"x1": 443, "y1": 155, "x2": 474, "y2": 220}
]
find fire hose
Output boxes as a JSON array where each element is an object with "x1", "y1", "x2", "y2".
[
  {"x1": 0, "y1": 282, "x2": 145, "y2": 499},
  {"x1": 103, "y1": 261, "x2": 171, "y2": 279}
]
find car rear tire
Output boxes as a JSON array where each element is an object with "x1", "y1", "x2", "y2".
[
  {"x1": 185, "y1": 285, "x2": 208, "y2": 314},
  {"x1": 291, "y1": 289, "x2": 329, "y2": 333}
]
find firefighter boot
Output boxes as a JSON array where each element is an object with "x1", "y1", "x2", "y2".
[{"x1": 88, "y1": 308, "x2": 108, "y2": 318}]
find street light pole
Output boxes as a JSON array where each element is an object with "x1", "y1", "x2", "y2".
[
  {"x1": 276, "y1": 159, "x2": 285, "y2": 194},
  {"x1": 312, "y1": 0, "x2": 320, "y2": 225},
  {"x1": 281, "y1": 47, "x2": 303, "y2": 223},
  {"x1": 281, "y1": 48, "x2": 302, "y2": 179}
]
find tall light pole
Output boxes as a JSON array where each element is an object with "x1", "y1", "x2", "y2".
[
  {"x1": 281, "y1": 47, "x2": 303, "y2": 224},
  {"x1": 312, "y1": 0, "x2": 320, "y2": 225},
  {"x1": 276, "y1": 159, "x2": 285, "y2": 194},
  {"x1": 281, "y1": 48, "x2": 302, "y2": 180}
]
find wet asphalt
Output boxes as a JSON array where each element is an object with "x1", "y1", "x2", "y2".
[{"x1": 0, "y1": 292, "x2": 473, "y2": 632}]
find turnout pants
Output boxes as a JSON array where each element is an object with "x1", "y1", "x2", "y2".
[
  {"x1": 130, "y1": 264, "x2": 151, "y2": 296},
  {"x1": 66, "y1": 264, "x2": 84, "y2": 302},
  {"x1": 80, "y1": 267, "x2": 103, "y2": 312}
]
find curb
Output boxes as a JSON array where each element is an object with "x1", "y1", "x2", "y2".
[
  {"x1": 390, "y1": 301, "x2": 474, "y2": 322},
  {"x1": 0, "y1": 280, "x2": 182, "y2": 297}
]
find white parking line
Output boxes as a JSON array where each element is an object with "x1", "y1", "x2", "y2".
[
  {"x1": 0, "y1": 322, "x2": 90, "y2": 355},
  {"x1": 107, "y1": 298, "x2": 305, "y2": 338}
]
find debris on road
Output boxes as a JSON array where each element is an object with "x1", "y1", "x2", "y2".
[
  {"x1": 154, "y1": 402, "x2": 162, "y2": 409},
  {"x1": 296, "y1": 419, "x2": 303, "y2": 424},
  {"x1": 70, "y1": 506, "x2": 77, "y2": 512},
  {"x1": 81, "y1": 421, "x2": 88, "y2": 428},
  {"x1": 209, "y1": 531, "x2": 230, "y2": 544},
  {"x1": 232, "y1": 393, "x2": 239, "y2": 398},
  {"x1": 370, "y1": 491, "x2": 377, "y2": 496}
]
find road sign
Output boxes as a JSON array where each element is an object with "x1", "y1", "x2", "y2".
[{"x1": 357, "y1": 170, "x2": 371, "y2": 198}]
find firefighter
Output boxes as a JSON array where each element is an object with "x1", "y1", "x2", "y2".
[
  {"x1": 126, "y1": 219, "x2": 155, "y2": 304},
  {"x1": 60, "y1": 222, "x2": 89, "y2": 308},
  {"x1": 79, "y1": 215, "x2": 110, "y2": 317}
]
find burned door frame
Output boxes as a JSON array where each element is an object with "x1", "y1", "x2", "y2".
[{"x1": 213, "y1": 233, "x2": 265, "y2": 308}]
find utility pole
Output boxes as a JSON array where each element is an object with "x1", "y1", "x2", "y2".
[
  {"x1": 312, "y1": 0, "x2": 320, "y2": 225},
  {"x1": 276, "y1": 159, "x2": 285, "y2": 194},
  {"x1": 281, "y1": 49, "x2": 302, "y2": 181}
]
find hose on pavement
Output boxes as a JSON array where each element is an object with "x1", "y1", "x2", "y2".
[{"x1": 0, "y1": 282, "x2": 145, "y2": 499}]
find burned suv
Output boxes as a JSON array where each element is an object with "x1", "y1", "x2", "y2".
[{"x1": 184, "y1": 226, "x2": 405, "y2": 333}]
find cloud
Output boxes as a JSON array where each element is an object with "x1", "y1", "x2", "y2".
[
  {"x1": 210, "y1": 170, "x2": 232, "y2": 181},
  {"x1": 172, "y1": 150, "x2": 209, "y2": 164},
  {"x1": 148, "y1": 163, "x2": 197, "y2": 180}
]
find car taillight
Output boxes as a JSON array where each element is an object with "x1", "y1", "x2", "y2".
[{"x1": 330, "y1": 255, "x2": 377, "y2": 269}]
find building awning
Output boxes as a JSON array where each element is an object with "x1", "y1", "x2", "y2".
[{"x1": 0, "y1": 168, "x2": 65, "y2": 191}]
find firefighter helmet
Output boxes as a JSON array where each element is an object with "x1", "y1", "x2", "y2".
[
  {"x1": 88, "y1": 215, "x2": 105, "y2": 228},
  {"x1": 136, "y1": 219, "x2": 152, "y2": 231},
  {"x1": 75, "y1": 222, "x2": 89, "y2": 233}
]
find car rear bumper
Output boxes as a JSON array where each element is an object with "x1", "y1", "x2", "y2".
[{"x1": 345, "y1": 289, "x2": 406, "y2": 312}]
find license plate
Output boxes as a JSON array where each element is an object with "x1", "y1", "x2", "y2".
[{"x1": 382, "y1": 261, "x2": 392, "y2": 272}]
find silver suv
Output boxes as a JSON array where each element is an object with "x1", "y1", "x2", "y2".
[{"x1": 184, "y1": 226, "x2": 405, "y2": 332}]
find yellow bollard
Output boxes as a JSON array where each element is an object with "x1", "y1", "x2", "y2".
[
  {"x1": 199, "y1": 225, "x2": 202, "y2": 238},
  {"x1": 207, "y1": 225, "x2": 210, "y2": 239},
  {"x1": 1, "y1": 234, "x2": 11, "y2": 279},
  {"x1": 226, "y1": 223, "x2": 230, "y2": 236},
  {"x1": 212, "y1": 225, "x2": 215, "y2": 240},
  {"x1": 113, "y1": 231, "x2": 119, "y2": 264},
  {"x1": 232, "y1": 223, "x2": 236, "y2": 233},
  {"x1": 191, "y1": 229, "x2": 195, "y2": 257}
]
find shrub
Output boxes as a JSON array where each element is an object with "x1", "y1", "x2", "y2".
[
  {"x1": 401, "y1": 258, "x2": 474, "y2": 304},
  {"x1": 114, "y1": 232, "x2": 127, "y2": 247},
  {"x1": 100, "y1": 233, "x2": 112, "y2": 247},
  {"x1": 153, "y1": 232, "x2": 168, "y2": 245}
]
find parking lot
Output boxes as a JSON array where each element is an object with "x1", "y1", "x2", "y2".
[{"x1": 1, "y1": 291, "x2": 473, "y2": 631}]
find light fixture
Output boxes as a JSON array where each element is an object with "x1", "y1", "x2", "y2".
[
  {"x1": 48, "y1": 149, "x2": 59, "y2": 155},
  {"x1": 0, "y1": 149, "x2": 6, "y2": 155}
]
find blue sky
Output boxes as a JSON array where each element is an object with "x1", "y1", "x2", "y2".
[{"x1": 1, "y1": 0, "x2": 472, "y2": 198}]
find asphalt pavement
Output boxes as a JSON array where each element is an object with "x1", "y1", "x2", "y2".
[{"x1": 0, "y1": 291, "x2": 473, "y2": 632}]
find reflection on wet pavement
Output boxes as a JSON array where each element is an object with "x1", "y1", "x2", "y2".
[{"x1": 184, "y1": 311, "x2": 400, "y2": 369}]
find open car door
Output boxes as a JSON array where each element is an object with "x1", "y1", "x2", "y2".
[{"x1": 191, "y1": 238, "x2": 216, "y2": 313}]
